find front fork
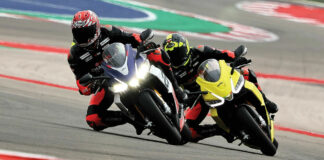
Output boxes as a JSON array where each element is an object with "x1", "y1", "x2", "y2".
[{"x1": 246, "y1": 105, "x2": 275, "y2": 142}]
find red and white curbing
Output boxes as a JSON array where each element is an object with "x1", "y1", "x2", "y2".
[
  {"x1": 0, "y1": 149, "x2": 63, "y2": 160},
  {"x1": 116, "y1": 0, "x2": 278, "y2": 42},
  {"x1": 0, "y1": 1, "x2": 278, "y2": 42},
  {"x1": 237, "y1": 1, "x2": 324, "y2": 28}
]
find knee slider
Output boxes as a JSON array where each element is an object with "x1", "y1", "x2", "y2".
[{"x1": 86, "y1": 114, "x2": 107, "y2": 131}]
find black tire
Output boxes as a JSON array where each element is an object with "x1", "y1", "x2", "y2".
[
  {"x1": 179, "y1": 123, "x2": 192, "y2": 145},
  {"x1": 137, "y1": 91, "x2": 182, "y2": 145},
  {"x1": 273, "y1": 138, "x2": 279, "y2": 149},
  {"x1": 235, "y1": 106, "x2": 277, "y2": 156}
]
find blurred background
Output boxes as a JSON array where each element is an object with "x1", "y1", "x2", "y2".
[{"x1": 0, "y1": 0, "x2": 323, "y2": 160}]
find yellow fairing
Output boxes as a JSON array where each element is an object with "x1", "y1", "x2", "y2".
[
  {"x1": 244, "y1": 81, "x2": 265, "y2": 106},
  {"x1": 196, "y1": 60, "x2": 241, "y2": 101},
  {"x1": 270, "y1": 119, "x2": 274, "y2": 142},
  {"x1": 244, "y1": 80, "x2": 274, "y2": 141},
  {"x1": 71, "y1": 42, "x2": 76, "y2": 47}
]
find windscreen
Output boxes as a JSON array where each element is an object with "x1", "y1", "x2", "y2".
[
  {"x1": 197, "y1": 59, "x2": 221, "y2": 82},
  {"x1": 102, "y1": 43, "x2": 126, "y2": 68}
]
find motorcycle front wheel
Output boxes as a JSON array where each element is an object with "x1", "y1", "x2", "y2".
[
  {"x1": 235, "y1": 106, "x2": 277, "y2": 156},
  {"x1": 137, "y1": 91, "x2": 182, "y2": 145}
]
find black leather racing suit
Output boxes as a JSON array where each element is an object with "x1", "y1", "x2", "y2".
[
  {"x1": 68, "y1": 26, "x2": 183, "y2": 133},
  {"x1": 67, "y1": 25, "x2": 142, "y2": 131}
]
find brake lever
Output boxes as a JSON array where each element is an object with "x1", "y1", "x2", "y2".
[{"x1": 94, "y1": 79, "x2": 107, "y2": 95}]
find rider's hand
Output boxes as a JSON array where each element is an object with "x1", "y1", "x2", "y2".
[
  {"x1": 90, "y1": 66, "x2": 104, "y2": 76},
  {"x1": 230, "y1": 57, "x2": 251, "y2": 74},
  {"x1": 175, "y1": 87, "x2": 188, "y2": 104},
  {"x1": 88, "y1": 79, "x2": 103, "y2": 94},
  {"x1": 231, "y1": 57, "x2": 251, "y2": 68},
  {"x1": 144, "y1": 42, "x2": 160, "y2": 50}
]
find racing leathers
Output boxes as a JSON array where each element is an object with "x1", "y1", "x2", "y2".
[
  {"x1": 68, "y1": 26, "x2": 184, "y2": 134},
  {"x1": 68, "y1": 25, "x2": 143, "y2": 132},
  {"x1": 173, "y1": 45, "x2": 275, "y2": 142}
]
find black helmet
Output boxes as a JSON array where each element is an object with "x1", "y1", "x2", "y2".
[{"x1": 162, "y1": 33, "x2": 190, "y2": 68}]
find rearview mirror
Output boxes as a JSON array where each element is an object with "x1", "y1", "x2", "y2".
[
  {"x1": 140, "y1": 29, "x2": 154, "y2": 42},
  {"x1": 234, "y1": 45, "x2": 247, "y2": 57}
]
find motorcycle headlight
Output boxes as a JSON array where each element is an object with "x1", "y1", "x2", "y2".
[
  {"x1": 136, "y1": 59, "x2": 150, "y2": 80},
  {"x1": 111, "y1": 82, "x2": 128, "y2": 93},
  {"x1": 129, "y1": 78, "x2": 139, "y2": 87}
]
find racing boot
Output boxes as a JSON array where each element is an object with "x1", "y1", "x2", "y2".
[
  {"x1": 122, "y1": 115, "x2": 145, "y2": 135},
  {"x1": 129, "y1": 121, "x2": 145, "y2": 135},
  {"x1": 102, "y1": 111, "x2": 145, "y2": 135},
  {"x1": 90, "y1": 111, "x2": 128, "y2": 132},
  {"x1": 261, "y1": 92, "x2": 278, "y2": 113},
  {"x1": 190, "y1": 124, "x2": 234, "y2": 143}
]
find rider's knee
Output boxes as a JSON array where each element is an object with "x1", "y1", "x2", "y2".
[{"x1": 86, "y1": 113, "x2": 107, "y2": 131}]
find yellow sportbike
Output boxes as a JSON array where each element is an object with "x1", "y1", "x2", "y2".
[{"x1": 193, "y1": 58, "x2": 278, "y2": 156}]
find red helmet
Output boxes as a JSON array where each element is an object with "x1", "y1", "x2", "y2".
[{"x1": 71, "y1": 10, "x2": 101, "y2": 47}]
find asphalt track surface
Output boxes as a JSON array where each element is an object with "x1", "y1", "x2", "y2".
[{"x1": 1, "y1": 0, "x2": 324, "y2": 160}]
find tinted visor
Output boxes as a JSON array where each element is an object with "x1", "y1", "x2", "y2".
[
  {"x1": 169, "y1": 46, "x2": 189, "y2": 67},
  {"x1": 72, "y1": 24, "x2": 96, "y2": 46}
]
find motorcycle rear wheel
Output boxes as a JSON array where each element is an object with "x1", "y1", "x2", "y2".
[
  {"x1": 137, "y1": 91, "x2": 182, "y2": 145},
  {"x1": 236, "y1": 106, "x2": 277, "y2": 156}
]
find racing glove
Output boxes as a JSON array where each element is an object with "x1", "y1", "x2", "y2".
[
  {"x1": 90, "y1": 66, "x2": 104, "y2": 76},
  {"x1": 230, "y1": 57, "x2": 251, "y2": 68},
  {"x1": 88, "y1": 79, "x2": 104, "y2": 94},
  {"x1": 175, "y1": 87, "x2": 188, "y2": 104},
  {"x1": 230, "y1": 57, "x2": 252, "y2": 74}
]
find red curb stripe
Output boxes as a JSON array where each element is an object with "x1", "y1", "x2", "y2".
[
  {"x1": 256, "y1": 72, "x2": 324, "y2": 85},
  {"x1": 0, "y1": 149, "x2": 61, "y2": 160},
  {"x1": 274, "y1": 125, "x2": 324, "y2": 139},
  {"x1": 0, "y1": 154, "x2": 52, "y2": 160},
  {"x1": 204, "y1": 115, "x2": 324, "y2": 139},
  {"x1": 0, "y1": 40, "x2": 69, "y2": 54},
  {"x1": 0, "y1": 74, "x2": 77, "y2": 91}
]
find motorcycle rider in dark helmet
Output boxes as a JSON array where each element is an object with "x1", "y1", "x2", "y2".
[
  {"x1": 162, "y1": 33, "x2": 278, "y2": 142},
  {"x1": 68, "y1": 10, "x2": 186, "y2": 135}
]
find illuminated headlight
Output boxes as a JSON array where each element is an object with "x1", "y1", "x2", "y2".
[
  {"x1": 129, "y1": 78, "x2": 139, "y2": 87},
  {"x1": 111, "y1": 82, "x2": 128, "y2": 93},
  {"x1": 136, "y1": 60, "x2": 150, "y2": 80}
]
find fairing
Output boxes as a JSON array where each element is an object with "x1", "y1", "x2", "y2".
[
  {"x1": 196, "y1": 60, "x2": 242, "y2": 102},
  {"x1": 101, "y1": 43, "x2": 144, "y2": 82}
]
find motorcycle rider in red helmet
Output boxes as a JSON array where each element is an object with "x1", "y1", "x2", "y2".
[
  {"x1": 162, "y1": 33, "x2": 278, "y2": 142},
  {"x1": 68, "y1": 10, "x2": 186, "y2": 135}
]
